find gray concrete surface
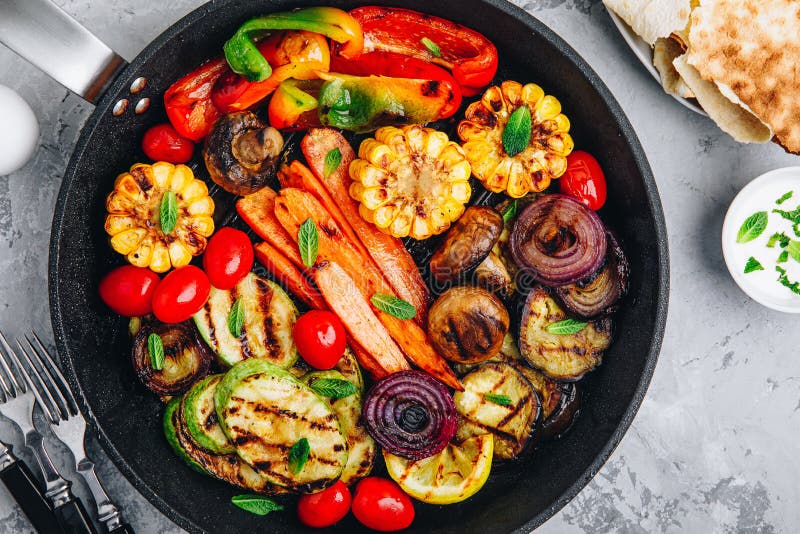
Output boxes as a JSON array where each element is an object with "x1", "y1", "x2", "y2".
[{"x1": 1, "y1": 0, "x2": 799, "y2": 532}]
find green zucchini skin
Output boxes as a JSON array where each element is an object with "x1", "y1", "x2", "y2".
[
  {"x1": 163, "y1": 397, "x2": 206, "y2": 474},
  {"x1": 302, "y1": 371, "x2": 375, "y2": 485},
  {"x1": 216, "y1": 359, "x2": 349, "y2": 493},
  {"x1": 183, "y1": 375, "x2": 235, "y2": 454},
  {"x1": 193, "y1": 273, "x2": 299, "y2": 369}
]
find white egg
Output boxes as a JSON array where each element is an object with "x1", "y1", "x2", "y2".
[{"x1": 0, "y1": 85, "x2": 39, "y2": 175}]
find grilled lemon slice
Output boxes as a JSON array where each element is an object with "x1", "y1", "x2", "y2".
[
  {"x1": 104, "y1": 162, "x2": 215, "y2": 273},
  {"x1": 349, "y1": 125, "x2": 472, "y2": 240},
  {"x1": 458, "y1": 81, "x2": 574, "y2": 198},
  {"x1": 383, "y1": 434, "x2": 493, "y2": 505}
]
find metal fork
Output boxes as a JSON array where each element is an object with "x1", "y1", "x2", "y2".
[
  {"x1": 0, "y1": 330, "x2": 96, "y2": 533},
  {"x1": 15, "y1": 333, "x2": 134, "y2": 534}
]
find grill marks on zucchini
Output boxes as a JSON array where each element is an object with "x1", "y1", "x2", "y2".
[
  {"x1": 216, "y1": 360, "x2": 348, "y2": 493},
  {"x1": 454, "y1": 363, "x2": 541, "y2": 460},
  {"x1": 183, "y1": 375, "x2": 235, "y2": 454},
  {"x1": 193, "y1": 273, "x2": 298, "y2": 368},
  {"x1": 518, "y1": 287, "x2": 612, "y2": 381}
]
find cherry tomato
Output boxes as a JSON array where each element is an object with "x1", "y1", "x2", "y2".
[
  {"x1": 98, "y1": 265, "x2": 160, "y2": 317},
  {"x1": 141, "y1": 123, "x2": 195, "y2": 164},
  {"x1": 293, "y1": 311, "x2": 347, "y2": 370},
  {"x1": 297, "y1": 480, "x2": 352, "y2": 528},
  {"x1": 202, "y1": 228, "x2": 254, "y2": 290},
  {"x1": 352, "y1": 478, "x2": 414, "y2": 532},
  {"x1": 151, "y1": 265, "x2": 210, "y2": 323},
  {"x1": 559, "y1": 150, "x2": 607, "y2": 211}
]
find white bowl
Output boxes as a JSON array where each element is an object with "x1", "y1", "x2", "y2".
[{"x1": 722, "y1": 167, "x2": 800, "y2": 313}]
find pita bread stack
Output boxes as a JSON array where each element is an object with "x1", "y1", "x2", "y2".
[{"x1": 603, "y1": 0, "x2": 800, "y2": 153}]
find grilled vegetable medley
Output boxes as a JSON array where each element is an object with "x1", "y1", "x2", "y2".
[{"x1": 96, "y1": 5, "x2": 623, "y2": 531}]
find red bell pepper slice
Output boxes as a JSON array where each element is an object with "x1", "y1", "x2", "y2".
[
  {"x1": 163, "y1": 58, "x2": 227, "y2": 142},
  {"x1": 330, "y1": 51, "x2": 462, "y2": 118},
  {"x1": 212, "y1": 30, "x2": 330, "y2": 113},
  {"x1": 345, "y1": 6, "x2": 498, "y2": 96}
]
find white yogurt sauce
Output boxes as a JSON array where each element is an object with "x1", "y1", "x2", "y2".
[{"x1": 722, "y1": 167, "x2": 800, "y2": 313}]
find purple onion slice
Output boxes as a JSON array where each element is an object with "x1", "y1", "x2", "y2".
[
  {"x1": 554, "y1": 230, "x2": 630, "y2": 318},
  {"x1": 510, "y1": 194, "x2": 606, "y2": 286},
  {"x1": 362, "y1": 370, "x2": 457, "y2": 460}
]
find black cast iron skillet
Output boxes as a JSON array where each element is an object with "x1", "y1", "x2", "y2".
[{"x1": 8, "y1": 0, "x2": 669, "y2": 531}]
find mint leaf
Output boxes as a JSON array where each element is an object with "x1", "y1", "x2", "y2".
[
  {"x1": 778, "y1": 250, "x2": 789, "y2": 263},
  {"x1": 323, "y1": 148, "x2": 342, "y2": 178},
  {"x1": 546, "y1": 318, "x2": 588, "y2": 335},
  {"x1": 767, "y1": 232, "x2": 790, "y2": 248},
  {"x1": 288, "y1": 438, "x2": 310, "y2": 475},
  {"x1": 370, "y1": 293, "x2": 416, "y2": 320},
  {"x1": 160, "y1": 191, "x2": 178, "y2": 235},
  {"x1": 231, "y1": 495, "x2": 283, "y2": 516},
  {"x1": 502, "y1": 105, "x2": 532, "y2": 158},
  {"x1": 310, "y1": 378, "x2": 357, "y2": 400},
  {"x1": 736, "y1": 211, "x2": 768, "y2": 243},
  {"x1": 776, "y1": 191, "x2": 794, "y2": 205},
  {"x1": 483, "y1": 393, "x2": 512, "y2": 406},
  {"x1": 788, "y1": 241, "x2": 800, "y2": 263},
  {"x1": 744, "y1": 257, "x2": 764, "y2": 274},
  {"x1": 228, "y1": 297, "x2": 245, "y2": 338},
  {"x1": 298, "y1": 218, "x2": 319, "y2": 268},
  {"x1": 502, "y1": 200, "x2": 518, "y2": 223},
  {"x1": 147, "y1": 333, "x2": 165, "y2": 371},
  {"x1": 776, "y1": 266, "x2": 800, "y2": 296},
  {"x1": 420, "y1": 37, "x2": 441, "y2": 57}
]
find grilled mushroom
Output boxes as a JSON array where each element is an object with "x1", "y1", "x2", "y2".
[
  {"x1": 428, "y1": 286, "x2": 509, "y2": 364},
  {"x1": 429, "y1": 206, "x2": 504, "y2": 284},
  {"x1": 203, "y1": 111, "x2": 284, "y2": 195}
]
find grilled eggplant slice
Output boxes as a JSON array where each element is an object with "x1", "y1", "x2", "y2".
[
  {"x1": 454, "y1": 363, "x2": 541, "y2": 460},
  {"x1": 428, "y1": 286, "x2": 509, "y2": 364},
  {"x1": 290, "y1": 346, "x2": 364, "y2": 393},
  {"x1": 513, "y1": 365, "x2": 580, "y2": 440},
  {"x1": 303, "y1": 370, "x2": 375, "y2": 485},
  {"x1": 183, "y1": 375, "x2": 235, "y2": 454},
  {"x1": 193, "y1": 273, "x2": 298, "y2": 368},
  {"x1": 132, "y1": 321, "x2": 212, "y2": 396},
  {"x1": 518, "y1": 287, "x2": 612, "y2": 381},
  {"x1": 216, "y1": 359, "x2": 348, "y2": 493}
]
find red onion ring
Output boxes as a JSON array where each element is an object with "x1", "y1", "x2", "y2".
[
  {"x1": 362, "y1": 370, "x2": 457, "y2": 460},
  {"x1": 510, "y1": 194, "x2": 606, "y2": 286}
]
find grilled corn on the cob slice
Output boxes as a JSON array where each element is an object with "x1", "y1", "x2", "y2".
[
  {"x1": 349, "y1": 125, "x2": 472, "y2": 240},
  {"x1": 105, "y1": 162, "x2": 215, "y2": 273},
  {"x1": 457, "y1": 81, "x2": 574, "y2": 198}
]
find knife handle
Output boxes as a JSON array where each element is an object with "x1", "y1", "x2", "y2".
[
  {"x1": 53, "y1": 497, "x2": 97, "y2": 534},
  {"x1": 107, "y1": 523, "x2": 134, "y2": 534},
  {"x1": 0, "y1": 459, "x2": 61, "y2": 533}
]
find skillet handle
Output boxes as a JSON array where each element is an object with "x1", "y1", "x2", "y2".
[{"x1": 0, "y1": 0, "x2": 127, "y2": 103}]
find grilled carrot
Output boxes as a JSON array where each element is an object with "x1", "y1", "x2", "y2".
[
  {"x1": 301, "y1": 128, "x2": 431, "y2": 325},
  {"x1": 312, "y1": 261, "x2": 409, "y2": 376},
  {"x1": 236, "y1": 187, "x2": 304, "y2": 270},
  {"x1": 253, "y1": 242, "x2": 326, "y2": 310},
  {"x1": 274, "y1": 187, "x2": 462, "y2": 390}
]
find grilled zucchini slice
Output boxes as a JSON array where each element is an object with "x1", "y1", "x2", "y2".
[
  {"x1": 518, "y1": 287, "x2": 612, "y2": 381},
  {"x1": 164, "y1": 397, "x2": 285, "y2": 494},
  {"x1": 183, "y1": 375, "x2": 235, "y2": 454},
  {"x1": 290, "y1": 347, "x2": 364, "y2": 393},
  {"x1": 454, "y1": 363, "x2": 541, "y2": 460},
  {"x1": 303, "y1": 370, "x2": 375, "y2": 485},
  {"x1": 513, "y1": 365, "x2": 581, "y2": 440},
  {"x1": 216, "y1": 359, "x2": 348, "y2": 493},
  {"x1": 193, "y1": 273, "x2": 298, "y2": 368}
]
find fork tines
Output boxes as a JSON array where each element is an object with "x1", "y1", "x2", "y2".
[{"x1": 13, "y1": 333, "x2": 79, "y2": 425}]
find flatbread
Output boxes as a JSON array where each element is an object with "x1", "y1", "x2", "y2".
[
  {"x1": 653, "y1": 38, "x2": 693, "y2": 99},
  {"x1": 603, "y1": 0, "x2": 692, "y2": 46},
  {"x1": 673, "y1": 55, "x2": 772, "y2": 143},
  {"x1": 687, "y1": 0, "x2": 800, "y2": 153}
]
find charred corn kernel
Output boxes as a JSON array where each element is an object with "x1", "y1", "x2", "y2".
[
  {"x1": 458, "y1": 80, "x2": 574, "y2": 198},
  {"x1": 105, "y1": 162, "x2": 214, "y2": 272},
  {"x1": 349, "y1": 125, "x2": 472, "y2": 240}
]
